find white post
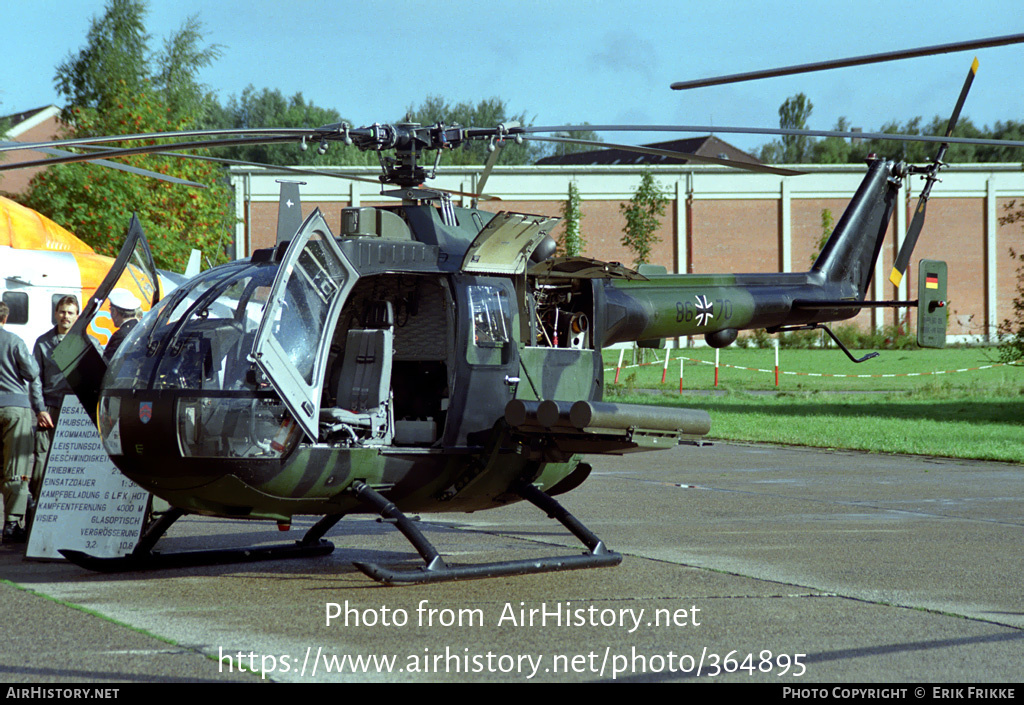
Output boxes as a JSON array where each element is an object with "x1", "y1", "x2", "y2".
[{"x1": 774, "y1": 338, "x2": 780, "y2": 387}]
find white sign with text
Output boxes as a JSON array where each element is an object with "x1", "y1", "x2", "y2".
[{"x1": 27, "y1": 395, "x2": 149, "y2": 560}]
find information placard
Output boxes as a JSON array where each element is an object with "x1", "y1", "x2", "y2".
[{"x1": 27, "y1": 395, "x2": 149, "y2": 560}]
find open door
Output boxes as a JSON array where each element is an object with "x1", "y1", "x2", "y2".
[
  {"x1": 461, "y1": 212, "x2": 559, "y2": 275},
  {"x1": 53, "y1": 215, "x2": 160, "y2": 423},
  {"x1": 251, "y1": 209, "x2": 357, "y2": 441}
]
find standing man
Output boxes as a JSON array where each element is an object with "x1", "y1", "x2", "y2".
[
  {"x1": 0, "y1": 302, "x2": 46, "y2": 544},
  {"x1": 104, "y1": 289, "x2": 143, "y2": 362},
  {"x1": 30, "y1": 295, "x2": 80, "y2": 508}
]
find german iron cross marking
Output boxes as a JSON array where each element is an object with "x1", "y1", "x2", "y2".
[{"x1": 695, "y1": 295, "x2": 714, "y2": 326}]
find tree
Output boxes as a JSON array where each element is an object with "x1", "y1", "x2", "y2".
[
  {"x1": 620, "y1": 171, "x2": 667, "y2": 267},
  {"x1": 20, "y1": 0, "x2": 234, "y2": 270},
  {"x1": 53, "y1": 0, "x2": 151, "y2": 125},
  {"x1": 997, "y1": 201, "x2": 1024, "y2": 362},
  {"x1": 811, "y1": 117, "x2": 854, "y2": 164},
  {"x1": 153, "y1": 14, "x2": 224, "y2": 125},
  {"x1": 202, "y1": 86, "x2": 371, "y2": 166},
  {"x1": 811, "y1": 208, "x2": 834, "y2": 266},
  {"x1": 979, "y1": 120, "x2": 1024, "y2": 162},
  {"x1": 779, "y1": 93, "x2": 815, "y2": 163},
  {"x1": 759, "y1": 93, "x2": 814, "y2": 164},
  {"x1": 757, "y1": 95, "x2": 1024, "y2": 165},
  {"x1": 0, "y1": 106, "x2": 9, "y2": 185},
  {"x1": 558, "y1": 180, "x2": 584, "y2": 256}
]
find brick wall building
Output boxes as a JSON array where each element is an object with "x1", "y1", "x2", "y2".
[{"x1": 230, "y1": 163, "x2": 1024, "y2": 342}]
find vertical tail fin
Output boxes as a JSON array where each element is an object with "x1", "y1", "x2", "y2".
[
  {"x1": 812, "y1": 158, "x2": 902, "y2": 298},
  {"x1": 276, "y1": 180, "x2": 305, "y2": 246}
]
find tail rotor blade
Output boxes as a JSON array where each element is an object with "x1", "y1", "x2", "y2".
[
  {"x1": 945, "y1": 58, "x2": 979, "y2": 139},
  {"x1": 890, "y1": 57, "x2": 979, "y2": 288},
  {"x1": 890, "y1": 196, "x2": 928, "y2": 287}
]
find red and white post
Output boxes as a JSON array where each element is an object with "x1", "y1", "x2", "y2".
[{"x1": 774, "y1": 338, "x2": 780, "y2": 387}]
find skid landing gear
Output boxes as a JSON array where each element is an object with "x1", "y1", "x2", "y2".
[
  {"x1": 59, "y1": 508, "x2": 339, "y2": 572},
  {"x1": 347, "y1": 480, "x2": 622, "y2": 585},
  {"x1": 59, "y1": 484, "x2": 621, "y2": 584}
]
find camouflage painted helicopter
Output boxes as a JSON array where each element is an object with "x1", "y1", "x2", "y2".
[{"x1": 3, "y1": 34, "x2": 1022, "y2": 584}]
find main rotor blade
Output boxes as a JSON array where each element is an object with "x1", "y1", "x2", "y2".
[
  {"x1": 0, "y1": 135, "x2": 301, "y2": 172},
  {"x1": 126, "y1": 150, "x2": 388, "y2": 186},
  {"x1": 670, "y1": 33, "x2": 1024, "y2": 90},
  {"x1": 0, "y1": 127, "x2": 311, "y2": 154},
  {"x1": 3, "y1": 137, "x2": 501, "y2": 201},
  {"x1": 0, "y1": 142, "x2": 206, "y2": 188},
  {"x1": 526, "y1": 135, "x2": 804, "y2": 176},
  {"x1": 163, "y1": 151, "x2": 499, "y2": 201},
  {"x1": 469, "y1": 121, "x2": 521, "y2": 204},
  {"x1": 523, "y1": 124, "x2": 1024, "y2": 150},
  {"x1": 473, "y1": 141, "x2": 503, "y2": 208}
]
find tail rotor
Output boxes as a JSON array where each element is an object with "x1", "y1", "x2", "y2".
[{"x1": 889, "y1": 58, "x2": 979, "y2": 288}]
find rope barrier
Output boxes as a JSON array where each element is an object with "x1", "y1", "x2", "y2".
[{"x1": 604, "y1": 350, "x2": 1021, "y2": 380}]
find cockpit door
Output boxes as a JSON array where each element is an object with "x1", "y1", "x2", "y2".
[
  {"x1": 53, "y1": 214, "x2": 160, "y2": 422},
  {"x1": 251, "y1": 209, "x2": 357, "y2": 441}
]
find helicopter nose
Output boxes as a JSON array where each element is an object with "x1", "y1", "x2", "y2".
[{"x1": 99, "y1": 391, "x2": 301, "y2": 494}]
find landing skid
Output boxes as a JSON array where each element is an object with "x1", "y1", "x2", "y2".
[
  {"x1": 347, "y1": 480, "x2": 622, "y2": 585},
  {"x1": 58, "y1": 484, "x2": 622, "y2": 584},
  {"x1": 59, "y1": 508, "x2": 339, "y2": 572}
]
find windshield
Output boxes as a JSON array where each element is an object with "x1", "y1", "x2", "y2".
[{"x1": 104, "y1": 261, "x2": 275, "y2": 392}]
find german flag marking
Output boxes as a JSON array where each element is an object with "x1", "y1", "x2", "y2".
[{"x1": 926, "y1": 273, "x2": 939, "y2": 289}]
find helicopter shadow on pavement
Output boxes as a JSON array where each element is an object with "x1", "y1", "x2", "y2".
[{"x1": 1, "y1": 509, "x2": 574, "y2": 586}]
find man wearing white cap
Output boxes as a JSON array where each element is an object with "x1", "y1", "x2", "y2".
[{"x1": 104, "y1": 288, "x2": 143, "y2": 362}]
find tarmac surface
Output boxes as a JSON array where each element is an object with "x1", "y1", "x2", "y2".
[{"x1": 1, "y1": 441, "x2": 1021, "y2": 684}]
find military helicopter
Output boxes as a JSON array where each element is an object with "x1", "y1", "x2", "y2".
[{"x1": 3, "y1": 34, "x2": 1022, "y2": 584}]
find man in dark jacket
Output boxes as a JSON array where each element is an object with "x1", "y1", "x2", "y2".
[
  {"x1": 0, "y1": 302, "x2": 46, "y2": 543},
  {"x1": 30, "y1": 295, "x2": 80, "y2": 508}
]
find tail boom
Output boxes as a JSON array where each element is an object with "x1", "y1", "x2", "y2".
[{"x1": 598, "y1": 158, "x2": 904, "y2": 347}]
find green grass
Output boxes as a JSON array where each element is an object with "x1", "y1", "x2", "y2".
[
  {"x1": 605, "y1": 347, "x2": 1022, "y2": 393},
  {"x1": 604, "y1": 347, "x2": 1024, "y2": 462}
]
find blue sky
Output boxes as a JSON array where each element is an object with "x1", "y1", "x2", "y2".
[{"x1": 4, "y1": 0, "x2": 1023, "y2": 153}]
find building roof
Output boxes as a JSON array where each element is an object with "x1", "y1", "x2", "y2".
[
  {"x1": 535, "y1": 134, "x2": 762, "y2": 167},
  {"x1": 2, "y1": 105, "x2": 60, "y2": 139}
]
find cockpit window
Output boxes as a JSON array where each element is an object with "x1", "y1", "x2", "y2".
[
  {"x1": 103, "y1": 262, "x2": 273, "y2": 392},
  {"x1": 468, "y1": 285, "x2": 512, "y2": 347},
  {"x1": 271, "y1": 244, "x2": 343, "y2": 385},
  {"x1": 177, "y1": 395, "x2": 301, "y2": 458},
  {"x1": 161, "y1": 266, "x2": 239, "y2": 327}
]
